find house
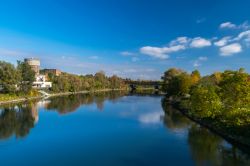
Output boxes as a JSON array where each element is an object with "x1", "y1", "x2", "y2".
[{"x1": 33, "y1": 75, "x2": 52, "y2": 89}]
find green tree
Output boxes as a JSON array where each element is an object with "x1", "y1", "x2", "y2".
[
  {"x1": 17, "y1": 61, "x2": 35, "y2": 94},
  {"x1": 189, "y1": 85, "x2": 222, "y2": 118},
  {"x1": 0, "y1": 61, "x2": 20, "y2": 93},
  {"x1": 163, "y1": 72, "x2": 192, "y2": 97},
  {"x1": 219, "y1": 69, "x2": 250, "y2": 109},
  {"x1": 219, "y1": 69, "x2": 250, "y2": 125}
]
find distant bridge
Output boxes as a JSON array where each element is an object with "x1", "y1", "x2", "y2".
[{"x1": 124, "y1": 80, "x2": 163, "y2": 91}]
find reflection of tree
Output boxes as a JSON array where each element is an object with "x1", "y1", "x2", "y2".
[
  {"x1": 161, "y1": 98, "x2": 191, "y2": 130},
  {"x1": 46, "y1": 91, "x2": 127, "y2": 114},
  {"x1": 161, "y1": 97, "x2": 250, "y2": 165},
  {"x1": 188, "y1": 125, "x2": 222, "y2": 166},
  {"x1": 0, "y1": 103, "x2": 36, "y2": 139},
  {"x1": 46, "y1": 95, "x2": 86, "y2": 114},
  {"x1": 220, "y1": 145, "x2": 250, "y2": 166}
]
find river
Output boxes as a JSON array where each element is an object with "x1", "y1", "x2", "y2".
[{"x1": 0, "y1": 91, "x2": 249, "y2": 166}]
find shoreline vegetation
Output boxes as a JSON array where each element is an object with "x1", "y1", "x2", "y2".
[
  {"x1": 0, "y1": 60, "x2": 160, "y2": 105},
  {"x1": 161, "y1": 68, "x2": 250, "y2": 148},
  {"x1": 0, "y1": 89, "x2": 128, "y2": 106},
  {"x1": 0, "y1": 60, "x2": 129, "y2": 105}
]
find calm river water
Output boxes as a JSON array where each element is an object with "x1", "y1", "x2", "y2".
[{"x1": 0, "y1": 91, "x2": 249, "y2": 166}]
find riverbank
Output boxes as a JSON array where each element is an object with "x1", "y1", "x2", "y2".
[
  {"x1": 0, "y1": 89, "x2": 128, "y2": 106},
  {"x1": 166, "y1": 99, "x2": 250, "y2": 149}
]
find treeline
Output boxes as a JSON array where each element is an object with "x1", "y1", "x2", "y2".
[
  {"x1": 0, "y1": 61, "x2": 36, "y2": 95},
  {"x1": 47, "y1": 71, "x2": 127, "y2": 93},
  {"x1": 162, "y1": 68, "x2": 250, "y2": 127},
  {"x1": 0, "y1": 60, "x2": 128, "y2": 95}
]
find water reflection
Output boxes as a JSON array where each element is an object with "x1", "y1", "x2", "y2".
[
  {"x1": 161, "y1": 98, "x2": 250, "y2": 165},
  {"x1": 161, "y1": 99, "x2": 191, "y2": 130},
  {"x1": 0, "y1": 91, "x2": 127, "y2": 140},
  {"x1": 0, "y1": 92, "x2": 249, "y2": 166},
  {"x1": 45, "y1": 91, "x2": 127, "y2": 114},
  {"x1": 0, "y1": 102, "x2": 37, "y2": 139}
]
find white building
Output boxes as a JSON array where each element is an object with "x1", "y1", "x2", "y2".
[{"x1": 33, "y1": 75, "x2": 52, "y2": 89}]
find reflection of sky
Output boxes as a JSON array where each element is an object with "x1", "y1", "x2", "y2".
[{"x1": 139, "y1": 111, "x2": 164, "y2": 124}]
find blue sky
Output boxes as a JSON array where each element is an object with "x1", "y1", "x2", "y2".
[{"x1": 0, "y1": 0, "x2": 250, "y2": 80}]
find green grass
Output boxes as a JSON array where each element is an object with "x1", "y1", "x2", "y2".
[{"x1": 0, "y1": 91, "x2": 41, "y2": 102}]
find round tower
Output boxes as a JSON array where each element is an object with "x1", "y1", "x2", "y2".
[{"x1": 24, "y1": 58, "x2": 40, "y2": 75}]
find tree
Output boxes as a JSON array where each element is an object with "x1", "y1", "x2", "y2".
[
  {"x1": 17, "y1": 61, "x2": 35, "y2": 94},
  {"x1": 219, "y1": 69, "x2": 250, "y2": 110},
  {"x1": 189, "y1": 85, "x2": 222, "y2": 118},
  {"x1": 161, "y1": 68, "x2": 185, "y2": 96},
  {"x1": 219, "y1": 69, "x2": 250, "y2": 125},
  {"x1": 0, "y1": 61, "x2": 20, "y2": 93},
  {"x1": 191, "y1": 70, "x2": 201, "y2": 85},
  {"x1": 162, "y1": 69, "x2": 192, "y2": 97},
  {"x1": 110, "y1": 75, "x2": 123, "y2": 89}
]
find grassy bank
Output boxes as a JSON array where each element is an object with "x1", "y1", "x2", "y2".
[
  {"x1": 0, "y1": 93, "x2": 42, "y2": 105},
  {"x1": 0, "y1": 89, "x2": 128, "y2": 106}
]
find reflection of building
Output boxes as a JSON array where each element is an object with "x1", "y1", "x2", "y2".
[
  {"x1": 24, "y1": 58, "x2": 40, "y2": 75},
  {"x1": 40, "y1": 69, "x2": 61, "y2": 76},
  {"x1": 31, "y1": 103, "x2": 39, "y2": 124}
]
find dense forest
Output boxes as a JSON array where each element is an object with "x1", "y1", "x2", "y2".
[
  {"x1": 46, "y1": 71, "x2": 127, "y2": 93},
  {"x1": 161, "y1": 68, "x2": 250, "y2": 145}
]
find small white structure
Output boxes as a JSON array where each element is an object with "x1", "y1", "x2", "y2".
[{"x1": 33, "y1": 75, "x2": 52, "y2": 89}]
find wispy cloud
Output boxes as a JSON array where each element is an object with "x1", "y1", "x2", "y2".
[
  {"x1": 220, "y1": 43, "x2": 242, "y2": 56},
  {"x1": 88, "y1": 56, "x2": 99, "y2": 60},
  {"x1": 220, "y1": 22, "x2": 237, "y2": 29},
  {"x1": 140, "y1": 45, "x2": 185, "y2": 59},
  {"x1": 234, "y1": 30, "x2": 250, "y2": 44},
  {"x1": 196, "y1": 18, "x2": 206, "y2": 24},
  {"x1": 0, "y1": 48, "x2": 28, "y2": 57},
  {"x1": 219, "y1": 21, "x2": 250, "y2": 30},
  {"x1": 140, "y1": 36, "x2": 211, "y2": 59},
  {"x1": 193, "y1": 56, "x2": 208, "y2": 67},
  {"x1": 190, "y1": 37, "x2": 211, "y2": 48},
  {"x1": 214, "y1": 36, "x2": 232, "y2": 47},
  {"x1": 120, "y1": 51, "x2": 137, "y2": 56}
]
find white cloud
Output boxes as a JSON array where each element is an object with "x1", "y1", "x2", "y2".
[
  {"x1": 234, "y1": 30, "x2": 250, "y2": 41},
  {"x1": 190, "y1": 37, "x2": 211, "y2": 48},
  {"x1": 140, "y1": 37, "x2": 212, "y2": 59},
  {"x1": 193, "y1": 56, "x2": 208, "y2": 67},
  {"x1": 214, "y1": 36, "x2": 232, "y2": 47},
  {"x1": 238, "y1": 21, "x2": 250, "y2": 30},
  {"x1": 140, "y1": 45, "x2": 185, "y2": 59},
  {"x1": 193, "y1": 61, "x2": 201, "y2": 67},
  {"x1": 121, "y1": 51, "x2": 137, "y2": 56},
  {"x1": 198, "y1": 56, "x2": 208, "y2": 61},
  {"x1": 220, "y1": 21, "x2": 250, "y2": 30},
  {"x1": 220, "y1": 43, "x2": 242, "y2": 56},
  {"x1": 170, "y1": 36, "x2": 189, "y2": 46},
  {"x1": 220, "y1": 22, "x2": 237, "y2": 29}
]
